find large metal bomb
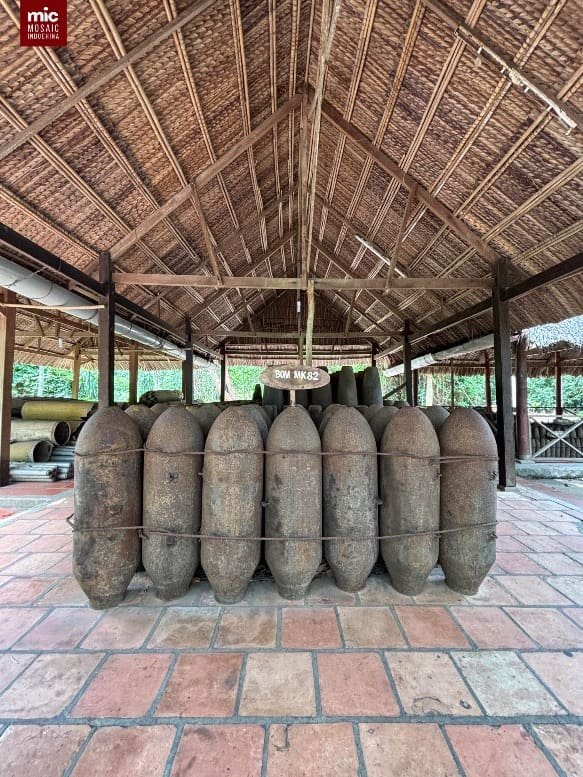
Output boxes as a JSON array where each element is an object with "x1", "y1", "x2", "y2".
[
  {"x1": 323, "y1": 407, "x2": 378, "y2": 592},
  {"x1": 380, "y1": 407, "x2": 440, "y2": 595},
  {"x1": 336, "y1": 366, "x2": 358, "y2": 406},
  {"x1": 143, "y1": 407, "x2": 203, "y2": 600},
  {"x1": 125, "y1": 404, "x2": 155, "y2": 441},
  {"x1": 265, "y1": 406, "x2": 322, "y2": 599},
  {"x1": 422, "y1": 405, "x2": 450, "y2": 432},
  {"x1": 439, "y1": 408, "x2": 497, "y2": 595},
  {"x1": 311, "y1": 367, "x2": 332, "y2": 408},
  {"x1": 201, "y1": 407, "x2": 263, "y2": 603},
  {"x1": 361, "y1": 366, "x2": 382, "y2": 406},
  {"x1": 74, "y1": 407, "x2": 142, "y2": 609},
  {"x1": 187, "y1": 404, "x2": 222, "y2": 437},
  {"x1": 369, "y1": 406, "x2": 398, "y2": 447}
]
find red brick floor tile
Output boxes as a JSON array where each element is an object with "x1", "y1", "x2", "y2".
[
  {"x1": 42, "y1": 557, "x2": 72, "y2": 576},
  {"x1": 506, "y1": 607, "x2": 583, "y2": 649},
  {"x1": 215, "y1": 607, "x2": 276, "y2": 648},
  {"x1": 81, "y1": 606, "x2": 160, "y2": 650},
  {"x1": 0, "y1": 724, "x2": 89, "y2": 777},
  {"x1": 306, "y1": 574, "x2": 357, "y2": 605},
  {"x1": 171, "y1": 725, "x2": 264, "y2": 777},
  {"x1": 450, "y1": 607, "x2": 535, "y2": 649},
  {"x1": 557, "y1": 535, "x2": 583, "y2": 552},
  {"x1": 0, "y1": 653, "x2": 36, "y2": 693},
  {"x1": 147, "y1": 607, "x2": 217, "y2": 649},
  {"x1": 546, "y1": 521, "x2": 582, "y2": 535},
  {"x1": 0, "y1": 552, "x2": 23, "y2": 571},
  {"x1": 15, "y1": 607, "x2": 101, "y2": 650},
  {"x1": 267, "y1": 723, "x2": 358, "y2": 777},
  {"x1": 23, "y1": 535, "x2": 70, "y2": 553},
  {"x1": 70, "y1": 725, "x2": 175, "y2": 777},
  {"x1": 565, "y1": 607, "x2": 583, "y2": 627},
  {"x1": 395, "y1": 606, "x2": 468, "y2": 648},
  {"x1": 2, "y1": 553, "x2": 67, "y2": 576},
  {"x1": 522, "y1": 652, "x2": 583, "y2": 714},
  {"x1": 515, "y1": 535, "x2": 568, "y2": 553},
  {"x1": 546, "y1": 575, "x2": 583, "y2": 605},
  {"x1": 0, "y1": 653, "x2": 102, "y2": 718},
  {"x1": 496, "y1": 536, "x2": 529, "y2": 553},
  {"x1": 318, "y1": 653, "x2": 399, "y2": 716},
  {"x1": 239, "y1": 653, "x2": 315, "y2": 717},
  {"x1": 361, "y1": 723, "x2": 460, "y2": 777},
  {"x1": 526, "y1": 552, "x2": 583, "y2": 575},
  {"x1": 357, "y1": 575, "x2": 413, "y2": 605},
  {"x1": 452, "y1": 651, "x2": 564, "y2": 716},
  {"x1": 157, "y1": 654, "x2": 242, "y2": 717},
  {"x1": 533, "y1": 725, "x2": 583, "y2": 776},
  {"x1": 464, "y1": 577, "x2": 518, "y2": 606},
  {"x1": 494, "y1": 553, "x2": 548, "y2": 575},
  {"x1": 236, "y1": 580, "x2": 294, "y2": 607},
  {"x1": 496, "y1": 575, "x2": 571, "y2": 605},
  {"x1": 495, "y1": 521, "x2": 525, "y2": 536},
  {"x1": 387, "y1": 652, "x2": 480, "y2": 716},
  {"x1": 414, "y1": 579, "x2": 466, "y2": 605},
  {"x1": 281, "y1": 608, "x2": 342, "y2": 648},
  {"x1": 37, "y1": 576, "x2": 89, "y2": 606},
  {"x1": 0, "y1": 520, "x2": 46, "y2": 535},
  {"x1": 0, "y1": 606, "x2": 47, "y2": 648},
  {"x1": 0, "y1": 577, "x2": 55, "y2": 605},
  {"x1": 72, "y1": 653, "x2": 171, "y2": 718},
  {"x1": 513, "y1": 521, "x2": 557, "y2": 536},
  {"x1": 0, "y1": 535, "x2": 34, "y2": 553},
  {"x1": 446, "y1": 725, "x2": 556, "y2": 777},
  {"x1": 338, "y1": 607, "x2": 405, "y2": 648}
]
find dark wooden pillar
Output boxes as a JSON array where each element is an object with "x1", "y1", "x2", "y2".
[
  {"x1": 516, "y1": 332, "x2": 531, "y2": 460},
  {"x1": 72, "y1": 344, "x2": 81, "y2": 399},
  {"x1": 555, "y1": 352, "x2": 562, "y2": 416},
  {"x1": 98, "y1": 251, "x2": 115, "y2": 408},
  {"x1": 128, "y1": 349, "x2": 138, "y2": 405},
  {"x1": 371, "y1": 347, "x2": 376, "y2": 367},
  {"x1": 484, "y1": 352, "x2": 492, "y2": 412},
  {"x1": 0, "y1": 290, "x2": 15, "y2": 486},
  {"x1": 182, "y1": 318, "x2": 193, "y2": 405},
  {"x1": 220, "y1": 343, "x2": 226, "y2": 402},
  {"x1": 412, "y1": 370, "x2": 419, "y2": 406},
  {"x1": 492, "y1": 257, "x2": 516, "y2": 489},
  {"x1": 403, "y1": 319, "x2": 413, "y2": 405}
]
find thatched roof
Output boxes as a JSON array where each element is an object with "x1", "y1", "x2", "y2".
[
  {"x1": 1, "y1": 0, "x2": 582, "y2": 369},
  {"x1": 526, "y1": 315, "x2": 583, "y2": 351}
]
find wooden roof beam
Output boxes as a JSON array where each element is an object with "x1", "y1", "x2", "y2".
[
  {"x1": 0, "y1": 0, "x2": 216, "y2": 162},
  {"x1": 319, "y1": 96, "x2": 499, "y2": 264},
  {"x1": 109, "y1": 95, "x2": 301, "y2": 260},
  {"x1": 189, "y1": 329, "x2": 401, "y2": 341}
]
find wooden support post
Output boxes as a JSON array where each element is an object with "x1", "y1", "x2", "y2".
[
  {"x1": 98, "y1": 251, "x2": 115, "y2": 408},
  {"x1": 413, "y1": 369, "x2": 419, "y2": 407},
  {"x1": 128, "y1": 348, "x2": 138, "y2": 405},
  {"x1": 403, "y1": 320, "x2": 413, "y2": 405},
  {"x1": 182, "y1": 319, "x2": 193, "y2": 405},
  {"x1": 516, "y1": 332, "x2": 531, "y2": 460},
  {"x1": 484, "y1": 352, "x2": 492, "y2": 412},
  {"x1": 450, "y1": 361, "x2": 455, "y2": 408},
  {"x1": 220, "y1": 343, "x2": 226, "y2": 402},
  {"x1": 0, "y1": 290, "x2": 15, "y2": 487},
  {"x1": 72, "y1": 344, "x2": 81, "y2": 399},
  {"x1": 555, "y1": 352, "x2": 562, "y2": 416},
  {"x1": 305, "y1": 280, "x2": 315, "y2": 367},
  {"x1": 492, "y1": 258, "x2": 516, "y2": 489},
  {"x1": 371, "y1": 348, "x2": 376, "y2": 367}
]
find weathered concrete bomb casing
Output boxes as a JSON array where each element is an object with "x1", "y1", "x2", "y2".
[
  {"x1": 201, "y1": 407, "x2": 263, "y2": 602},
  {"x1": 125, "y1": 404, "x2": 155, "y2": 441},
  {"x1": 187, "y1": 404, "x2": 222, "y2": 437},
  {"x1": 266, "y1": 406, "x2": 322, "y2": 599},
  {"x1": 74, "y1": 407, "x2": 142, "y2": 609},
  {"x1": 369, "y1": 406, "x2": 398, "y2": 447},
  {"x1": 380, "y1": 407, "x2": 440, "y2": 595},
  {"x1": 337, "y1": 366, "x2": 358, "y2": 406},
  {"x1": 241, "y1": 405, "x2": 269, "y2": 444},
  {"x1": 323, "y1": 407, "x2": 378, "y2": 591},
  {"x1": 151, "y1": 403, "x2": 170, "y2": 417},
  {"x1": 143, "y1": 408, "x2": 203, "y2": 600},
  {"x1": 361, "y1": 366, "x2": 382, "y2": 406},
  {"x1": 362, "y1": 404, "x2": 382, "y2": 421},
  {"x1": 263, "y1": 385, "x2": 285, "y2": 411},
  {"x1": 311, "y1": 367, "x2": 332, "y2": 408},
  {"x1": 439, "y1": 408, "x2": 497, "y2": 595},
  {"x1": 308, "y1": 404, "x2": 323, "y2": 428},
  {"x1": 422, "y1": 405, "x2": 450, "y2": 432},
  {"x1": 318, "y1": 404, "x2": 342, "y2": 437}
]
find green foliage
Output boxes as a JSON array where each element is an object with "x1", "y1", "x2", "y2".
[{"x1": 11, "y1": 361, "x2": 583, "y2": 409}]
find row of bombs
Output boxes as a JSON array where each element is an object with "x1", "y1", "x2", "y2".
[
  {"x1": 73, "y1": 400, "x2": 497, "y2": 609},
  {"x1": 263, "y1": 365, "x2": 384, "y2": 409}
]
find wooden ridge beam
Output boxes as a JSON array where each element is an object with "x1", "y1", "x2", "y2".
[
  {"x1": 108, "y1": 96, "x2": 301, "y2": 259},
  {"x1": 0, "y1": 1, "x2": 215, "y2": 162},
  {"x1": 190, "y1": 329, "x2": 401, "y2": 341},
  {"x1": 319, "y1": 96, "x2": 499, "y2": 264},
  {"x1": 112, "y1": 272, "x2": 491, "y2": 290}
]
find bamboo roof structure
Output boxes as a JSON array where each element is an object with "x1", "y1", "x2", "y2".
[{"x1": 0, "y1": 0, "x2": 582, "y2": 370}]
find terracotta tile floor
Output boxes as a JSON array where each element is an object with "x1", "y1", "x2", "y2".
[{"x1": 0, "y1": 483, "x2": 582, "y2": 776}]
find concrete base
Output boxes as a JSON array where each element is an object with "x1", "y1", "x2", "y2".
[{"x1": 516, "y1": 460, "x2": 583, "y2": 480}]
